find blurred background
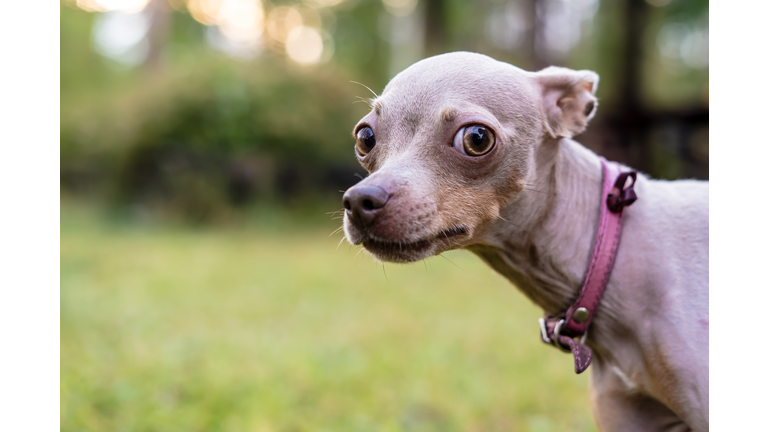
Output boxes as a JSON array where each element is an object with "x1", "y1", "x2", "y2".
[{"x1": 60, "y1": 0, "x2": 708, "y2": 430}]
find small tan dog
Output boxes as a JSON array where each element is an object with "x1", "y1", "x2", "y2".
[{"x1": 342, "y1": 52, "x2": 708, "y2": 431}]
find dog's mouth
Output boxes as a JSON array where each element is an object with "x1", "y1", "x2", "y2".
[{"x1": 360, "y1": 226, "x2": 468, "y2": 263}]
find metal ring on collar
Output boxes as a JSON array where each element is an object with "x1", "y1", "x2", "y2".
[
  {"x1": 538, "y1": 318, "x2": 552, "y2": 344},
  {"x1": 552, "y1": 319, "x2": 571, "y2": 353}
]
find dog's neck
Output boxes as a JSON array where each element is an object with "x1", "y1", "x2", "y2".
[{"x1": 468, "y1": 137, "x2": 605, "y2": 316}]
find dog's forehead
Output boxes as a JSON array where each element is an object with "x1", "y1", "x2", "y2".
[{"x1": 371, "y1": 53, "x2": 539, "y2": 132}]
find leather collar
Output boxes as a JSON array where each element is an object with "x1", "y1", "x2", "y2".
[{"x1": 539, "y1": 157, "x2": 637, "y2": 374}]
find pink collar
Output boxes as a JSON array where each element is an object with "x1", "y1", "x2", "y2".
[{"x1": 539, "y1": 157, "x2": 637, "y2": 373}]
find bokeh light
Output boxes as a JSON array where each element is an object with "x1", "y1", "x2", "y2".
[
  {"x1": 383, "y1": 0, "x2": 418, "y2": 17},
  {"x1": 266, "y1": 6, "x2": 303, "y2": 43},
  {"x1": 285, "y1": 26, "x2": 323, "y2": 65},
  {"x1": 96, "y1": 0, "x2": 150, "y2": 11},
  {"x1": 294, "y1": 5, "x2": 322, "y2": 30},
  {"x1": 76, "y1": 0, "x2": 149, "y2": 12},
  {"x1": 657, "y1": 18, "x2": 709, "y2": 71},
  {"x1": 71, "y1": 0, "x2": 332, "y2": 62},
  {"x1": 217, "y1": 0, "x2": 265, "y2": 43},
  {"x1": 188, "y1": 0, "x2": 265, "y2": 44},
  {"x1": 92, "y1": 10, "x2": 150, "y2": 65},
  {"x1": 186, "y1": 0, "x2": 216, "y2": 25},
  {"x1": 486, "y1": 1, "x2": 526, "y2": 51},
  {"x1": 309, "y1": 0, "x2": 344, "y2": 7}
]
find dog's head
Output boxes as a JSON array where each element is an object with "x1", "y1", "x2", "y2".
[{"x1": 342, "y1": 52, "x2": 598, "y2": 263}]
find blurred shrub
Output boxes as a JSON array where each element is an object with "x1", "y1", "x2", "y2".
[{"x1": 61, "y1": 58, "x2": 366, "y2": 221}]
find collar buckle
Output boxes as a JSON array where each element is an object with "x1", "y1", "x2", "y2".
[{"x1": 539, "y1": 317, "x2": 588, "y2": 354}]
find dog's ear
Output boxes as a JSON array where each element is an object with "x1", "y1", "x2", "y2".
[{"x1": 535, "y1": 66, "x2": 599, "y2": 139}]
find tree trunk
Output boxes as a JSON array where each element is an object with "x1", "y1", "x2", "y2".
[
  {"x1": 143, "y1": 0, "x2": 171, "y2": 72},
  {"x1": 424, "y1": 0, "x2": 445, "y2": 57}
]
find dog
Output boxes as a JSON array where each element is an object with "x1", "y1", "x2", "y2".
[{"x1": 341, "y1": 52, "x2": 708, "y2": 431}]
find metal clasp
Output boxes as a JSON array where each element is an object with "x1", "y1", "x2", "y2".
[
  {"x1": 538, "y1": 317, "x2": 552, "y2": 344},
  {"x1": 538, "y1": 317, "x2": 588, "y2": 353}
]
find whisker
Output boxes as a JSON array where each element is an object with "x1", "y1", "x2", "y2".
[
  {"x1": 329, "y1": 225, "x2": 344, "y2": 237},
  {"x1": 524, "y1": 185, "x2": 569, "y2": 202},
  {"x1": 524, "y1": 184, "x2": 562, "y2": 193},
  {"x1": 439, "y1": 254, "x2": 463, "y2": 271},
  {"x1": 350, "y1": 81, "x2": 379, "y2": 99},
  {"x1": 354, "y1": 172, "x2": 365, "y2": 180},
  {"x1": 439, "y1": 254, "x2": 486, "y2": 282},
  {"x1": 353, "y1": 96, "x2": 376, "y2": 109},
  {"x1": 524, "y1": 187, "x2": 547, "y2": 193},
  {"x1": 497, "y1": 214, "x2": 528, "y2": 232},
  {"x1": 337, "y1": 235, "x2": 348, "y2": 250}
]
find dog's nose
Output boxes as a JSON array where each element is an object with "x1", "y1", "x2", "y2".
[{"x1": 343, "y1": 185, "x2": 390, "y2": 227}]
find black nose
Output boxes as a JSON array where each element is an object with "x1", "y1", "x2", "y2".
[{"x1": 343, "y1": 185, "x2": 390, "y2": 227}]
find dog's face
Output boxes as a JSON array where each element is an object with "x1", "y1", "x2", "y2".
[{"x1": 342, "y1": 52, "x2": 598, "y2": 263}]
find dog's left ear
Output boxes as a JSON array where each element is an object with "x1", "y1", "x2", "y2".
[{"x1": 535, "y1": 66, "x2": 599, "y2": 139}]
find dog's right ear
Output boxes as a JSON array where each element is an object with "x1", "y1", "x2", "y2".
[{"x1": 535, "y1": 66, "x2": 599, "y2": 139}]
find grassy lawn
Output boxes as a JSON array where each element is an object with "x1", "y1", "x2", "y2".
[{"x1": 61, "y1": 204, "x2": 597, "y2": 432}]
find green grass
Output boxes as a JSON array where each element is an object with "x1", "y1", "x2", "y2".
[{"x1": 61, "y1": 204, "x2": 598, "y2": 432}]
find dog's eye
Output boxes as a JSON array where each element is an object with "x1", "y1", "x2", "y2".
[
  {"x1": 355, "y1": 126, "x2": 376, "y2": 156},
  {"x1": 452, "y1": 125, "x2": 495, "y2": 156}
]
